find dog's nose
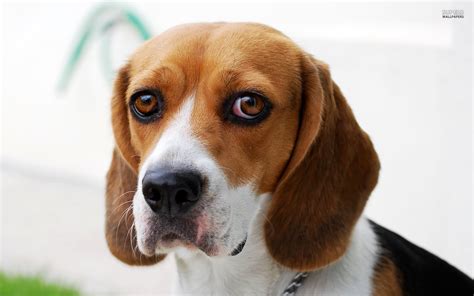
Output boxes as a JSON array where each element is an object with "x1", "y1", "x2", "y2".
[{"x1": 142, "y1": 169, "x2": 202, "y2": 217}]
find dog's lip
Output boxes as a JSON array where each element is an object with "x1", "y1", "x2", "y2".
[
  {"x1": 158, "y1": 232, "x2": 196, "y2": 250},
  {"x1": 161, "y1": 232, "x2": 182, "y2": 241},
  {"x1": 155, "y1": 230, "x2": 219, "y2": 256},
  {"x1": 159, "y1": 232, "x2": 190, "y2": 245},
  {"x1": 230, "y1": 236, "x2": 247, "y2": 256}
]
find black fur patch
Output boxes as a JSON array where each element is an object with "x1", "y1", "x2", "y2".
[{"x1": 370, "y1": 220, "x2": 473, "y2": 295}]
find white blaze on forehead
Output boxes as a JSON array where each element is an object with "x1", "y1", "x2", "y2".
[
  {"x1": 138, "y1": 95, "x2": 231, "y2": 200},
  {"x1": 140, "y1": 96, "x2": 204, "y2": 173}
]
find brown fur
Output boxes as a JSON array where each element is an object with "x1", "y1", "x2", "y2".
[
  {"x1": 372, "y1": 255, "x2": 403, "y2": 296},
  {"x1": 105, "y1": 22, "x2": 380, "y2": 270}
]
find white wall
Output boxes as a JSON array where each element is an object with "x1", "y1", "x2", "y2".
[{"x1": 1, "y1": 1, "x2": 472, "y2": 286}]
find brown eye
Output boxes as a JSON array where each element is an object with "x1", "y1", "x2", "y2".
[
  {"x1": 232, "y1": 94, "x2": 266, "y2": 119},
  {"x1": 130, "y1": 90, "x2": 163, "y2": 122}
]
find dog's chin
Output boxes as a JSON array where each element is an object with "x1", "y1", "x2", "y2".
[{"x1": 158, "y1": 232, "x2": 220, "y2": 256}]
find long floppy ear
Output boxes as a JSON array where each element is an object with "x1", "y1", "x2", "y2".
[
  {"x1": 105, "y1": 65, "x2": 164, "y2": 265},
  {"x1": 264, "y1": 55, "x2": 380, "y2": 271},
  {"x1": 111, "y1": 64, "x2": 140, "y2": 171}
]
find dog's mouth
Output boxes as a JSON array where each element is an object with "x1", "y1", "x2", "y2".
[
  {"x1": 155, "y1": 230, "x2": 246, "y2": 257},
  {"x1": 230, "y1": 236, "x2": 247, "y2": 256},
  {"x1": 159, "y1": 231, "x2": 195, "y2": 249},
  {"x1": 162, "y1": 232, "x2": 181, "y2": 241},
  {"x1": 153, "y1": 227, "x2": 219, "y2": 256}
]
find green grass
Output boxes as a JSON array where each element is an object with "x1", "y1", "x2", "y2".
[{"x1": 0, "y1": 272, "x2": 80, "y2": 296}]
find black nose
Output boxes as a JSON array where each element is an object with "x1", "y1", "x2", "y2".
[{"x1": 142, "y1": 169, "x2": 202, "y2": 217}]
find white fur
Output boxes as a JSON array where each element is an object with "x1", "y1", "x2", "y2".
[{"x1": 132, "y1": 96, "x2": 379, "y2": 295}]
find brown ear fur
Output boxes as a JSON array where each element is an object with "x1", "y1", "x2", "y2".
[
  {"x1": 111, "y1": 64, "x2": 139, "y2": 171},
  {"x1": 105, "y1": 66, "x2": 164, "y2": 265},
  {"x1": 264, "y1": 55, "x2": 380, "y2": 271}
]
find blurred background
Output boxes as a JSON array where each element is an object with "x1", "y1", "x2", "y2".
[{"x1": 1, "y1": 1, "x2": 472, "y2": 295}]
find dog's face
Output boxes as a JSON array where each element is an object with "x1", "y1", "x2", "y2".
[
  {"x1": 106, "y1": 23, "x2": 380, "y2": 270},
  {"x1": 125, "y1": 23, "x2": 301, "y2": 257}
]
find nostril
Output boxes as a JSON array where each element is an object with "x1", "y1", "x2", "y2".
[
  {"x1": 147, "y1": 188, "x2": 161, "y2": 203},
  {"x1": 175, "y1": 189, "x2": 190, "y2": 205},
  {"x1": 142, "y1": 182, "x2": 163, "y2": 212}
]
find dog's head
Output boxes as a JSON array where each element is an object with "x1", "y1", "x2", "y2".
[{"x1": 105, "y1": 23, "x2": 380, "y2": 271}]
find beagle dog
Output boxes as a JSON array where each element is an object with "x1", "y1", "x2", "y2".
[{"x1": 105, "y1": 23, "x2": 473, "y2": 295}]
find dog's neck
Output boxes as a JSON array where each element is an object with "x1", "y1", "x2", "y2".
[
  {"x1": 172, "y1": 199, "x2": 379, "y2": 295},
  {"x1": 174, "y1": 235, "x2": 284, "y2": 295}
]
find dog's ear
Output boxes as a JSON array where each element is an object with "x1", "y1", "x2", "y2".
[
  {"x1": 105, "y1": 65, "x2": 165, "y2": 265},
  {"x1": 111, "y1": 64, "x2": 140, "y2": 171},
  {"x1": 264, "y1": 55, "x2": 380, "y2": 271}
]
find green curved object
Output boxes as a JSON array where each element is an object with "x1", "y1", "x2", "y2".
[{"x1": 57, "y1": 4, "x2": 152, "y2": 92}]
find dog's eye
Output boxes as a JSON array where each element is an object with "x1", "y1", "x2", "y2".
[
  {"x1": 231, "y1": 93, "x2": 266, "y2": 119},
  {"x1": 130, "y1": 90, "x2": 163, "y2": 122},
  {"x1": 133, "y1": 93, "x2": 158, "y2": 116}
]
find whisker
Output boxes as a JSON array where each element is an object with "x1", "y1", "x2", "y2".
[
  {"x1": 132, "y1": 230, "x2": 139, "y2": 258},
  {"x1": 115, "y1": 203, "x2": 134, "y2": 245},
  {"x1": 111, "y1": 199, "x2": 134, "y2": 215},
  {"x1": 123, "y1": 208, "x2": 135, "y2": 255},
  {"x1": 129, "y1": 221, "x2": 136, "y2": 258},
  {"x1": 114, "y1": 190, "x2": 137, "y2": 200},
  {"x1": 110, "y1": 190, "x2": 136, "y2": 215},
  {"x1": 114, "y1": 190, "x2": 137, "y2": 202},
  {"x1": 134, "y1": 230, "x2": 145, "y2": 265},
  {"x1": 132, "y1": 232, "x2": 145, "y2": 265}
]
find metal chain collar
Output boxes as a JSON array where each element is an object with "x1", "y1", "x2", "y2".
[{"x1": 281, "y1": 272, "x2": 310, "y2": 296}]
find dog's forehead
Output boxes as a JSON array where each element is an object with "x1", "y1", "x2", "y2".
[{"x1": 128, "y1": 22, "x2": 301, "y2": 79}]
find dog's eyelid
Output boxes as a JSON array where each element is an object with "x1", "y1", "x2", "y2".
[
  {"x1": 231, "y1": 87, "x2": 270, "y2": 100},
  {"x1": 129, "y1": 87, "x2": 163, "y2": 101}
]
